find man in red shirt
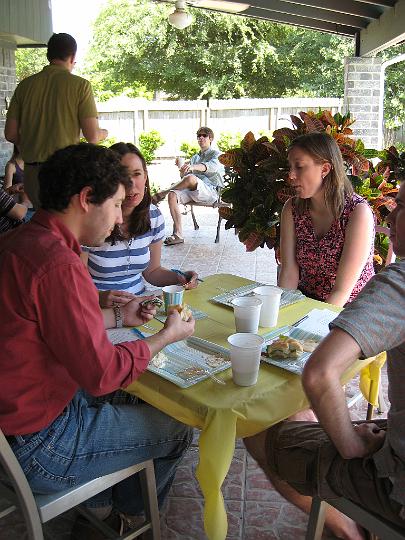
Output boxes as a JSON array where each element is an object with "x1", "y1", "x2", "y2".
[{"x1": 0, "y1": 143, "x2": 194, "y2": 538}]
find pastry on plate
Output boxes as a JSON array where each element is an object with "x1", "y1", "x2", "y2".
[{"x1": 267, "y1": 336, "x2": 304, "y2": 359}]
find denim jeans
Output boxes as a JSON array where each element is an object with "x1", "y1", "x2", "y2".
[{"x1": 9, "y1": 390, "x2": 193, "y2": 514}]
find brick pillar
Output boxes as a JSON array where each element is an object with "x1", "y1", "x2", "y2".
[
  {"x1": 0, "y1": 42, "x2": 16, "y2": 176},
  {"x1": 344, "y1": 56, "x2": 382, "y2": 149}
]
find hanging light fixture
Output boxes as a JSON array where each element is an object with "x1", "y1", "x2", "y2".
[{"x1": 168, "y1": 0, "x2": 193, "y2": 29}]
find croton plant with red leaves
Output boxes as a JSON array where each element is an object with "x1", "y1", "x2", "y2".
[{"x1": 219, "y1": 110, "x2": 403, "y2": 268}]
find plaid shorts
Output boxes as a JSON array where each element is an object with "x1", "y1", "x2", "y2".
[{"x1": 265, "y1": 419, "x2": 405, "y2": 527}]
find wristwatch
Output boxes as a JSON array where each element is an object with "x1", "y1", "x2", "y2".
[{"x1": 113, "y1": 305, "x2": 124, "y2": 328}]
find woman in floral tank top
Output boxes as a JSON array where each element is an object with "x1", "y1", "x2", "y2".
[{"x1": 278, "y1": 132, "x2": 375, "y2": 307}]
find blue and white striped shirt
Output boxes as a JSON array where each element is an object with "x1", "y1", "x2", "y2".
[{"x1": 85, "y1": 205, "x2": 165, "y2": 295}]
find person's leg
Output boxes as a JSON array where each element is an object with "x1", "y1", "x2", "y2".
[
  {"x1": 244, "y1": 423, "x2": 365, "y2": 540},
  {"x1": 11, "y1": 390, "x2": 193, "y2": 516},
  {"x1": 154, "y1": 174, "x2": 198, "y2": 203},
  {"x1": 167, "y1": 190, "x2": 184, "y2": 239}
]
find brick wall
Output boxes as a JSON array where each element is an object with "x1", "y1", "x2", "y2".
[
  {"x1": 344, "y1": 57, "x2": 382, "y2": 149},
  {"x1": 0, "y1": 44, "x2": 16, "y2": 176}
]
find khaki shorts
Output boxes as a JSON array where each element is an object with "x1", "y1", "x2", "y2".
[
  {"x1": 266, "y1": 420, "x2": 405, "y2": 527},
  {"x1": 170, "y1": 178, "x2": 218, "y2": 205}
]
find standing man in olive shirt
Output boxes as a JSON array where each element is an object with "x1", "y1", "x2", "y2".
[{"x1": 5, "y1": 32, "x2": 107, "y2": 209}]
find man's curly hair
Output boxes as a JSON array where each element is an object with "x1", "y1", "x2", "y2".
[{"x1": 39, "y1": 143, "x2": 130, "y2": 211}]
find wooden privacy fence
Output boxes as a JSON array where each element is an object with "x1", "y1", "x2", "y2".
[{"x1": 97, "y1": 97, "x2": 343, "y2": 158}]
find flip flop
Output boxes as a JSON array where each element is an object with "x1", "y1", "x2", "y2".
[{"x1": 164, "y1": 234, "x2": 184, "y2": 246}]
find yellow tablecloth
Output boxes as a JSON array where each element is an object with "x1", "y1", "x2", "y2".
[{"x1": 124, "y1": 274, "x2": 375, "y2": 540}]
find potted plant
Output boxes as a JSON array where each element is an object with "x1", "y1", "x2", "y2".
[{"x1": 219, "y1": 110, "x2": 400, "y2": 267}]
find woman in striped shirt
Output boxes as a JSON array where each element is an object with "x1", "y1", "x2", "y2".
[{"x1": 83, "y1": 143, "x2": 198, "y2": 307}]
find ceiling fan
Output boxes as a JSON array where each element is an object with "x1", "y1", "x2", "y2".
[{"x1": 167, "y1": 0, "x2": 250, "y2": 30}]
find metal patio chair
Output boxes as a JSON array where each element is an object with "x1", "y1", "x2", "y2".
[
  {"x1": 306, "y1": 495, "x2": 405, "y2": 540},
  {"x1": 182, "y1": 186, "x2": 231, "y2": 243},
  {"x1": 0, "y1": 428, "x2": 161, "y2": 539}
]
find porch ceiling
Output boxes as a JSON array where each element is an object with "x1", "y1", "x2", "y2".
[{"x1": 156, "y1": 0, "x2": 405, "y2": 55}]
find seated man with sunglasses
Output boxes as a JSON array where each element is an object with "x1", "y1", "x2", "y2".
[{"x1": 153, "y1": 127, "x2": 225, "y2": 245}]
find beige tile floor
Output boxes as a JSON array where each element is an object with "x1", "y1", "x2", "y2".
[{"x1": 0, "y1": 202, "x2": 388, "y2": 539}]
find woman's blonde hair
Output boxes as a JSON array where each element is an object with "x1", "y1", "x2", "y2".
[{"x1": 288, "y1": 132, "x2": 353, "y2": 219}]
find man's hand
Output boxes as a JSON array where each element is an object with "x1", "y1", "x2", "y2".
[
  {"x1": 121, "y1": 295, "x2": 157, "y2": 327},
  {"x1": 180, "y1": 163, "x2": 191, "y2": 176},
  {"x1": 163, "y1": 308, "x2": 195, "y2": 342},
  {"x1": 144, "y1": 309, "x2": 195, "y2": 358},
  {"x1": 352, "y1": 423, "x2": 386, "y2": 458},
  {"x1": 99, "y1": 289, "x2": 137, "y2": 308}
]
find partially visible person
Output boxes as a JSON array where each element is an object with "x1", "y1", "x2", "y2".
[
  {"x1": 153, "y1": 127, "x2": 225, "y2": 245},
  {"x1": 83, "y1": 142, "x2": 199, "y2": 308},
  {"x1": 279, "y1": 132, "x2": 375, "y2": 307},
  {"x1": 0, "y1": 187, "x2": 27, "y2": 233},
  {"x1": 245, "y1": 184, "x2": 405, "y2": 539},
  {"x1": 0, "y1": 143, "x2": 194, "y2": 539},
  {"x1": 5, "y1": 32, "x2": 107, "y2": 209},
  {"x1": 4, "y1": 144, "x2": 32, "y2": 208}
]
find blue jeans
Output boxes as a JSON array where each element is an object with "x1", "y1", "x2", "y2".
[{"x1": 9, "y1": 390, "x2": 193, "y2": 514}]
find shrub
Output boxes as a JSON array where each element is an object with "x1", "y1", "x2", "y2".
[
  {"x1": 180, "y1": 141, "x2": 199, "y2": 159},
  {"x1": 217, "y1": 131, "x2": 243, "y2": 152},
  {"x1": 138, "y1": 130, "x2": 164, "y2": 164}
]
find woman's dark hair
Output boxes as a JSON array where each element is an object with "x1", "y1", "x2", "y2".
[
  {"x1": 108, "y1": 142, "x2": 151, "y2": 243},
  {"x1": 39, "y1": 143, "x2": 129, "y2": 211},
  {"x1": 47, "y1": 33, "x2": 77, "y2": 62}
]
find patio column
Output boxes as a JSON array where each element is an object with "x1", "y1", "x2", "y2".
[
  {"x1": 0, "y1": 41, "x2": 16, "y2": 173},
  {"x1": 343, "y1": 56, "x2": 383, "y2": 149}
]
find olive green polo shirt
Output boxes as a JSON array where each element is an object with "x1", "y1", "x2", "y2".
[{"x1": 7, "y1": 64, "x2": 98, "y2": 163}]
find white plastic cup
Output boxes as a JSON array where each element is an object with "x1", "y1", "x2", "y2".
[
  {"x1": 231, "y1": 296, "x2": 262, "y2": 333},
  {"x1": 253, "y1": 285, "x2": 282, "y2": 327},
  {"x1": 162, "y1": 285, "x2": 184, "y2": 314},
  {"x1": 227, "y1": 333, "x2": 265, "y2": 386},
  {"x1": 176, "y1": 156, "x2": 185, "y2": 168}
]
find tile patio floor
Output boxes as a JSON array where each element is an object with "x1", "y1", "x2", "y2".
[{"x1": 0, "y1": 200, "x2": 388, "y2": 539}]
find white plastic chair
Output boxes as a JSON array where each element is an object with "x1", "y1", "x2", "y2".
[
  {"x1": 306, "y1": 496, "x2": 405, "y2": 540},
  {"x1": 0, "y1": 428, "x2": 161, "y2": 539}
]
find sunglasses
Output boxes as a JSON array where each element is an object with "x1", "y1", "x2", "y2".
[{"x1": 197, "y1": 133, "x2": 209, "y2": 138}]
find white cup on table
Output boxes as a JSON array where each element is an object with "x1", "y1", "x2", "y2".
[
  {"x1": 227, "y1": 333, "x2": 265, "y2": 386},
  {"x1": 231, "y1": 296, "x2": 262, "y2": 333},
  {"x1": 253, "y1": 285, "x2": 282, "y2": 327}
]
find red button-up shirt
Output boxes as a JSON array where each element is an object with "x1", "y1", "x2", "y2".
[{"x1": 0, "y1": 210, "x2": 151, "y2": 435}]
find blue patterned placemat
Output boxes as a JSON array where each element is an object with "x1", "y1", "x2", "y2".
[{"x1": 210, "y1": 284, "x2": 305, "y2": 309}]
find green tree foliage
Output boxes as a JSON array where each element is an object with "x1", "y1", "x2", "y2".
[
  {"x1": 86, "y1": 0, "x2": 354, "y2": 101},
  {"x1": 15, "y1": 48, "x2": 47, "y2": 82},
  {"x1": 378, "y1": 42, "x2": 405, "y2": 131}
]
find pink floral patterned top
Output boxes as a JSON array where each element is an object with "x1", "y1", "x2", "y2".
[{"x1": 291, "y1": 193, "x2": 375, "y2": 303}]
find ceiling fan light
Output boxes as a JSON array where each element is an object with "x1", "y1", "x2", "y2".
[{"x1": 168, "y1": 1, "x2": 193, "y2": 30}]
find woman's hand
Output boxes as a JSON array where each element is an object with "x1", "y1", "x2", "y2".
[
  {"x1": 163, "y1": 309, "x2": 195, "y2": 343},
  {"x1": 99, "y1": 289, "x2": 137, "y2": 308},
  {"x1": 122, "y1": 295, "x2": 157, "y2": 327},
  {"x1": 5, "y1": 183, "x2": 24, "y2": 195},
  {"x1": 176, "y1": 270, "x2": 199, "y2": 290}
]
